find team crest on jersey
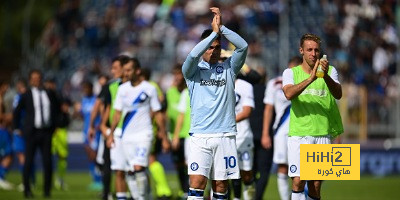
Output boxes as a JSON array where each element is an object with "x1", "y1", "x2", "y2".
[
  {"x1": 138, "y1": 92, "x2": 149, "y2": 103},
  {"x1": 216, "y1": 65, "x2": 224, "y2": 74},
  {"x1": 290, "y1": 165, "x2": 297, "y2": 173},
  {"x1": 190, "y1": 162, "x2": 199, "y2": 171}
]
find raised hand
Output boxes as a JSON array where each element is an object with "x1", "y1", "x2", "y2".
[
  {"x1": 210, "y1": 7, "x2": 222, "y2": 33},
  {"x1": 310, "y1": 59, "x2": 320, "y2": 81}
]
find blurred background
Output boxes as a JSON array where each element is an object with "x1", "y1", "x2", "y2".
[{"x1": 0, "y1": 0, "x2": 399, "y2": 199}]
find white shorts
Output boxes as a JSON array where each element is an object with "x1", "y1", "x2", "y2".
[
  {"x1": 236, "y1": 137, "x2": 254, "y2": 171},
  {"x1": 288, "y1": 136, "x2": 332, "y2": 177},
  {"x1": 110, "y1": 136, "x2": 129, "y2": 171},
  {"x1": 273, "y1": 123, "x2": 289, "y2": 165},
  {"x1": 188, "y1": 135, "x2": 240, "y2": 180},
  {"x1": 111, "y1": 128, "x2": 152, "y2": 171}
]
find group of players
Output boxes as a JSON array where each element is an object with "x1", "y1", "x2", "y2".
[{"x1": 0, "y1": 6, "x2": 343, "y2": 200}]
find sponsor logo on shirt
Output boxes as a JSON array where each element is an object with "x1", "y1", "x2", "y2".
[
  {"x1": 200, "y1": 79, "x2": 226, "y2": 87},
  {"x1": 300, "y1": 89, "x2": 327, "y2": 97}
]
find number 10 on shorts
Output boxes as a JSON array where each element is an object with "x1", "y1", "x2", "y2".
[{"x1": 224, "y1": 156, "x2": 237, "y2": 169}]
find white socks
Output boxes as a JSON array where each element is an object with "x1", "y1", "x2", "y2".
[
  {"x1": 277, "y1": 173, "x2": 289, "y2": 200},
  {"x1": 291, "y1": 190, "x2": 306, "y2": 200},
  {"x1": 243, "y1": 183, "x2": 255, "y2": 200}
]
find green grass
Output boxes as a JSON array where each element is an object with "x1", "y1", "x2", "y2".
[{"x1": 0, "y1": 171, "x2": 398, "y2": 199}]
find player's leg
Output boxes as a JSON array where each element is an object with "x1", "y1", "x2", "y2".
[
  {"x1": 111, "y1": 135, "x2": 128, "y2": 200},
  {"x1": 211, "y1": 136, "x2": 240, "y2": 200},
  {"x1": 288, "y1": 136, "x2": 306, "y2": 200},
  {"x1": 53, "y1": 128, "x2": 69, "y2": 190},
  {"x1": 0, "y1": 129, "x2": 13, "y2": 190},
  {"x1": 306, "y1": 180, "x2": 322, "y2": 200},
  {"x1": 125, "y1": 136, "x2": 152, "y2": 200},
  {"x1": 149, "y1": 138, "x2": 172, "y2": 198},
  {"x1": 172, "y1": 138, "x2": 189, "y2": 198},
  {"x1": 211, "y1": 180, "x2": 229, "y2": 200},
  {"x1": 238, "y1": 140, "x2": 255, "y2": 200},
  {"x1": 187, "y1": 136, "x2": 213, "y2": 199},
  {"x1": 84, "y1": 131, "x2": 102, "y2": 190},
  {"x1": 274, "y1": 127, "x2": 290, "y2": 200},
  {"x1": 305, "y1": 136, "x2": 331, "y2": 200}
]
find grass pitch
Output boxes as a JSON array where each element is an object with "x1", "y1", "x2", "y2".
[{"x1": 0, "y1": 171, "x2": 398, "y2": 199}]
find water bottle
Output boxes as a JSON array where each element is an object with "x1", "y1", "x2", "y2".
[{"x1": 316, "y1": 55, "x2": 327, "y2": 78}]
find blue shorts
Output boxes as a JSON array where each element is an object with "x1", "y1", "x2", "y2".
[
  {"x1": 0, "y1": 128, "x2": 12, "y2": 157},
  {"x1": 13, "y1": 132, "x2": 25, "y2": 153}
]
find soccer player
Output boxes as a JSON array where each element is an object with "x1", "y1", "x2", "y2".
[
  {"x1": 79, "y1": 81, "x2": 103, "y2": 190},
  {"x1": 262, "y1": 56, "x2": 302, "y2": 200},
  {"x1": 89, "y1": 55, "x2": 125, "y2": 200},
  {"x1": 106, "y1": 58, "x2": 168, "y2": 200},
  {"x1": 141, "y1": 67, "x2": 172, "y2": 199},
  {"x1": 282, "y1": 33, "x2": 343, "y2": 200},
  {"x1": 182, "y1": 7, "x2": 248, "y2": 200},
  {"x1": 166, "y1": 65, "x2": 189, "y2": 198},
  {"x1": 232, "y1": 78, "x2": 256, "y2": 200},
  {"x1": 99, "y1": 55, "x2": 131, "y2": 200}
]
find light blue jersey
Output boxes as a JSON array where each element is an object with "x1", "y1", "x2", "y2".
[{"x1": 182, "y1": 26, "x2": 248, "y2": 135}]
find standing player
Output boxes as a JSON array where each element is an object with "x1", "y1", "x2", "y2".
[
  {"x1": 262, "y1": 56, "x2": 302, "y2": 200},
  {"x1": 140, "y1": 67, "x2": 172, "y2": 200},
  {"x1": 106, "y1": 58, "x2": 168, "y2": 200},
  {"x1": 182, "y1": 7, "x2": 248, "y2": 200},
  {"x1": 232, "y1": 78, "x2": 255, "y2": 200},
  {"x1": 166, "y1": 65, "x2": 189, "y2": 198},
  {"x1": 89, "y1": 55, "x2": 125, "y2": 200},
  {"x1": 79, "y1": 81, "x2": 103, "y2": 190},
  {"x1": 282, "y1": 33, "x2": 343, "y2": 200},
  {"x1": 99, "y1": 55, "x2": 131, "y2": 200}
]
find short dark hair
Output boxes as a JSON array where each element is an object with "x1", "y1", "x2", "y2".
[
  {"x1": 131, "y1": 57, "x2": 141, "y2": 69},
  {"x1": 112, "y1": 55, "x2": 131, "y2": 67},
  {"x1": 140, "y1": 68, "x2": 151, "y2": 81},
  {"x1": 201, "y1": 29, "x2": 221, "y2": 41},
  {"x1": 300, "y1": 33, "x2": 321, "y2": 48},
  {"x1": 82, "y1": 81, "x2": 93, "y2": 89},
  {"x1": 29, "y1": 69, "x2": 42, "y2": 79}
]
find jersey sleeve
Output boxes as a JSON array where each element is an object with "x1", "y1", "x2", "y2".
[
  {"x1": 330, "y1": 66, "x2": 340, "y2": 84},
  {"x1": 263, "y1": 79, "x2": 275, "y2": 105},
  {"x1": 177, "y1": 90, "x2": 188, "y2": 113},
  {"x1": 149, "y1": 86, "x2": 162, "y2": 112},
  {"x1": 241, "y1": 82, "x2": 254, "y2": 108},
  {"x1": 282, "y1": 68, "x2": 294, "y2": 87},
  {"x1": 113, "y1": 86, "x2": 123, "y2": 111}
]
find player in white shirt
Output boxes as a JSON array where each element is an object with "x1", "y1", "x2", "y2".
[
  {"x1": 232, "y1": 78, "x2": 255, "y2": 200},
  {"x1": 106, "y1": 59, "x2": 169, "y2": 200},
  {"x1": 262, "y1": 56, "x2": 302, "y2": 200}
]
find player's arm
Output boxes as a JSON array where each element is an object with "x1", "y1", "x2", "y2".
[
  {"x1": 107, "y1": 109, "x2": 121, "y2": 148},
  {"x1": 235, "y1": 106, "x2": 252, "y2": 122},
  {"x1": 88, "y1": 98, "x2": 103, "y2": 139},
  {"x1": 154, "y1": 110, "x2": 171, "y2": 152},
  {"x1": 261, "y1": 104, "x2": 273, "y2": 149},
  {"x1": 182, "y1": 12, "x2": 220, "y2": 79},
  {"x1": 212, "y1": 7, "x2": 248, "y2": 74},
  {"x1": 282, "y1": 60, "x2": 319, "y2": 100},
  {"x1": 172, "y1": 112, "x2": 184, "y2": 151},
  {"x1": 221, "y1": 26, "x2": 248, "y2": 74},
  {"x1": 100, "y1": 104, "x2": 111, "y2": 138},
  {"x1": 323, "y1": 65, "x2": 342, "y2": 99}
]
